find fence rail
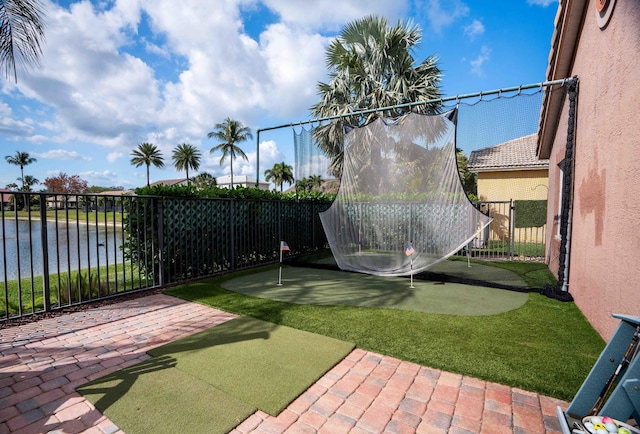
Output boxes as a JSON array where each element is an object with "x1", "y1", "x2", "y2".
[{"x1": 0, "y1": 193, "x2": 543, "y2": 323}]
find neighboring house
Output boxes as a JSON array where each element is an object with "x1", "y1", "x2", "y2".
[
  {"x1": 0, "y1": 189, "x2": 12, "y2": 210},
  {"x1": 216, "y1": 175, "x2": 270, "y2": 190},
  {"x1": 538, "y1": 0, "x2": 640, "y2": 339},
  {"x1": 46, "y1": 195, "x2": 79, "y2": 209},
  {"x1": 148, "y1": 178, "x2": 188, "y2": 188},
  {"x1": 468, "y1": 134, "x2": 549, "y2": 243},
  {"x1": 97, "y1": 190, "x2": 134, "y2": 211}
]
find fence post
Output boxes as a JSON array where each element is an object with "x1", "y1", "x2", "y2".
[
  {"x1": 509, "y1": 200, "x2": 515, "y2": 260},
  {"x1": 312, "y1": 202, "x2": 316, "y2": 249},
  {"x1": 230, "y1": 199, "x2": 235, "y2": 271},
  {"x1": 156, "y1": 197, "x2": 165, "y2": 287},
  {"x1": 277, "y1": 200, "x2": 282, "y2": 250},
  {"x1": 39, "y1": 195, "x2": 51, "y2": 311}
]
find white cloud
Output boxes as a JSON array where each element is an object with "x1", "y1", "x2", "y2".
[
  {"x1": 78, "y1": 169, "x2": 121, "y2": 186},
  {"x1": 260, "y1": 0, "x2": 408, "y2": 31},
  {"x1": 469, "y1": 45, "x2": 491, "y2": 77},
  {"x1": 107, "y1": 152, "x2": 124, "y2": 163},
  {"x1": 33, "y1": 149, "x2": 91, "y2": 161},
  {"x1": 425, "y1": 0, "x2": 470, "y2": 33},
  {"x1": 0, "y1": 117, "x2": 35, "y2": 136},
  {"x1": 527, "y1": 0, "x2": 557, "y2": 6},
  {"x1": 464, "y1": 19, "x2": 484, "y2": 40}
]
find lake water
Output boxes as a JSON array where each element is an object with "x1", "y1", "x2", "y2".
[{"x1": 0, "y1": 219, "x2": 125, "y2": 281}]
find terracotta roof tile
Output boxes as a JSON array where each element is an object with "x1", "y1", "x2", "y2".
[{"x1": 467, "y1": 134, "x2": 549, "y2": 172}]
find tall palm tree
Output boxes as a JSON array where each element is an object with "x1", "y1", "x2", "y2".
[
  {"x1": 264, "y1": 161, "x2": 294, "y2": 192},
  {"x1": 207, "y1": 117, "x2": 252, "y2": 189},
  {"x1": 171, "y1": 143, "x2": 201, "y2": 182},
  {"x1": 310, "y1": 15, "x2": 443, "y2": 177},
  {"x1": 130, "y1": 142, "x2": 165, "y2": 187},
  {"x1": 5, "y1": 151, "x2": 36, "y2": 189},
  {"x1": 0, "y1": 0, "x2": 47, "y2": 82}
]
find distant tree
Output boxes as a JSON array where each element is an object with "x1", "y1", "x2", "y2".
[
  {"x1": 21, "y1": 174, "x2": 39, "y2": 192},
  {"x1": 5, "y1": 151, "x2": 36, "y2": 189},
  {"x1": 192, "y1": 172, "x2": 216, "y2": 189},
  {"x1": 87, "y1": 186, "x2": 124, "y2": 193},
  {"x1": 43, "y1": 173, "x2": 88, "y2": 193},
  {"x1": 207, "y1": 118, "x2": 252, "y2": 189},
  {"x1": 264, "y1": 161, "x2": 294, "y2": 192},
  {"x1": 0, "y1": 0, "x2": 47, "y2": 82},
  {"x1": 295, "y1": 177, "x2": 312, "y2": 193},
  {"x1": 456, "y1": 148, "x2": 477, "y2": 198},
  {"x1": 172, "y1": 143, "x2": 201, "y2": 182},
  {"x1": 130, "y1": 142, "x2": 165, "y2": 187},
  {"x1": 308, "y1": 175, "x2": 324, "y2": 190}
]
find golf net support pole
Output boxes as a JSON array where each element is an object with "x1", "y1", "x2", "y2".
[
  {"x1": 277, "y1": 242, "x2": 283, "y2": 286},
  {"x1": 254, "y1": 78, "x2": 573, "y2": 186}
]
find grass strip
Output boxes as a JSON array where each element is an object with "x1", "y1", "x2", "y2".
[
  {"x1": 164, "y1": 264, "x2": 605, "y2": 401},
  {"x1": 77, "y1": 356, "x2": 256, "y2": 434},
  {"x1": 148, "y1": 316, "x2": 355, "y2": 415}
]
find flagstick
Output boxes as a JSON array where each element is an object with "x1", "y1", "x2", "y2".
[
  {"x1": 410, "y1": 257, "x2": 415, "y2": 289},
  {"x1": 277, "y1": 242, "x2": 283, "y2": 286}
]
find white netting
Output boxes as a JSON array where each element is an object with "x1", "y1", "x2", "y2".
[
  {"x1": 294, "y1": 126, "x2": 332, "y2": 180},
  {"x1": 319, "y1": 111, "x2": 491, "y2": 276}
]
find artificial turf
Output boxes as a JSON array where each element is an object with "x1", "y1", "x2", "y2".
[{"x1": 165, "y1": 262, "x2": 605, "y2": 401}]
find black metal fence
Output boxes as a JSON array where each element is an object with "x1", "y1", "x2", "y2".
[
  {"x1": 0, "y1": 192, "x2": 329, "y2": 322},
  {"x1": 0, "y1": 192, "x2": 544, "y2": 322},
  {"x1": 464, "y1": 200, "x2": 546, "y2": 261}
]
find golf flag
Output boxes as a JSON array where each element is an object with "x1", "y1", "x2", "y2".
[
  {"x1": 405, "y1": 242, "x2": 415, "y2": 256},
  {"x1": 281, "y1": 241, "x2": 290, "y2": 252}
]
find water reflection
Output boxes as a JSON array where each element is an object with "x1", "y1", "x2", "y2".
[{"x1": 0, "y1": 219, "x2": 125, "y2": 281}]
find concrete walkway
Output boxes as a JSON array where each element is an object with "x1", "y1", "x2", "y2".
[{"x1": 0, "y1": 293, "x2": 568, "y2": 433}]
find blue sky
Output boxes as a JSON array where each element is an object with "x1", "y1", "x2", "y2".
[{"x1": 0, "y1": 0, "x2": 558, "y2": 191}]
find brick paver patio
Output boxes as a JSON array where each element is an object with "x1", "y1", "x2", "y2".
[{"x1": 0, "y1": 293, "x2": 568, "y2": 433}]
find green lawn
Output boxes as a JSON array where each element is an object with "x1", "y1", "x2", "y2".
[
  {"x1": 2, "y1": 209, "x2": 124, "y2": 223},
  {"x1": 165, "y1": 262, "x2": 604, "y2": 402}
]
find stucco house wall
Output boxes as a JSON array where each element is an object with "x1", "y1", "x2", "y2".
[
  {"x1": 540, "y1": 0, "x2": 640, "y2": 339},
  {"x1": 477, "y1": 170, "x2": 549, "y2": 203}
]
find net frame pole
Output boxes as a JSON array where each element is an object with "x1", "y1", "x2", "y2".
[{"x1": 254, "y1": 78, "x2": 572, "y2": 186}]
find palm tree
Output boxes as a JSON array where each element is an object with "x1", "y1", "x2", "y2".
[
  {"x1": 21, "y1": 174, "x2": 39, "y2": 192},
  {"x1": 192, "y1": 172, "x2": 216, "y2": 189},
  {"x1": 308, "y1": 175, "x2": 324, "y2": 191},
  {"x1": 295, "y1": 177, "x2": 311, "y2": 194},
  {"x1": 310, "y1": 15, "x2": 443, "y2": 177},
  {"x1": 207, "y1": 118, "x2": 252, "y2": 189},
  {"x1": 5, "y1": 151, "x2": 36, "y2": 189},
  {"x1": 130, "y1": 142, "x2": 165, "y2": 187},
  {"x1": 264, "y1": 161, "x2": 294, "y2": 192},
  {"x1": 0, "y1": 0, "x2": 47, "y2": 82},
  {"x1": 171, "y1": 143, "x2": 201, "y2": 183}
]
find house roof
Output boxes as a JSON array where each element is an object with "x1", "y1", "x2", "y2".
[
  {"x1": 0, "y1": 188, "x2": 12, "y2": 202},
  {"x1": 537, "y1": 0, "x2": 587, "y2": 158},
  {"x1": 468, "y1": 134, "x2": 549, "y2": 172},
  {"x1": 98, "y1": 190, "x2": 134, "y2": 196},
  {"x1": 216, "y1": 175, "x2": 269, "y2": 187},
  {"x1": 148, "y1": 178, "x2": 187, "y2": 187}
]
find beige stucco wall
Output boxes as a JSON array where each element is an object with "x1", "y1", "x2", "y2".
[
  {"x1": 546, "y1": 1, "x2": 640, "y2": 339},
  {"x1": 478, "y1": 169, "x2": 548, "y2": 243},
  {"x1": 477, "y1": 169, "x2": 548, "y2": 202}
]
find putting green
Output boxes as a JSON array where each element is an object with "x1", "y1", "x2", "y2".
[{"x1": 223, "y1": 266, "x2": 529, "y2": 316}]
